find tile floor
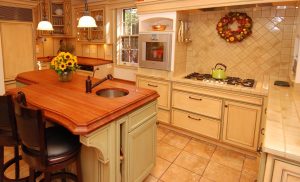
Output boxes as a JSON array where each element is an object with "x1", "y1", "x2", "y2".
[
  {"x1": 3, "y1": 126, "x2": 260, "y2": 182},
  {"x1": 144, "y1": 126, "x2": 260, "y2": 182}
]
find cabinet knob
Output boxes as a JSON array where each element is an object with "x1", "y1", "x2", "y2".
[{"x1": 224, "y1": 105, "x2": 228, "y2": 108}]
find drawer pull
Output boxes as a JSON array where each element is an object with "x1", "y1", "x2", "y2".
[
  {"x1": 189, "y1": 96, "x2": 202, "y2": 101},
  {"x1": 260, "y1": 128, "x2": 265, "y2": 135},
  {"x1": 147, "y1": 84, "x2": 158, "y2": 88},
  {"x1": 188, "y1": 115, "x2": 201, "y2": 121}
]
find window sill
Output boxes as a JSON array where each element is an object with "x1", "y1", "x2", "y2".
[{"x1": 115, "y1": 64, "x2": 138, "y2": 70}]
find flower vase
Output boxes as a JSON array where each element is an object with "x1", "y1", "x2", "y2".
[{"x1": 58, "y1": 71, "x2": 73, "y2": 82}]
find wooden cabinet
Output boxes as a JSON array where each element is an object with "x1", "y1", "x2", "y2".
[
  {"x1": 40, "y1": 0, "x2": 72, "y2": 37},
  {"x1": 1, "y1": 22, "x2": 34, "y2": 81},
  {"x1": 272, "y1": 160, "x2": 300, "y2": 182},
  {"x1": 172, "y1": 109, "x2": 220, "y2": 139},
  {"x1": 172, "y1": 90, "x2": 222, "y2": 119},
  {"x1": 136, "y1": 77, "x2": 171, "y2": 110},
  {"x1": 263, "y1": 154, "x2": 300, "y2": 182},
  {"x1": 128, "y1": 116, "x2": 156, "y2": 182},
  {"x1": 136, "y1": 76, "x2": 171, "y2": 124},
  {"x1": 223, "y1": 101, "x2": 261, "y2": 151},
  {"x1": 75, "y1": 7, "x2": 105, "y2": 42}
]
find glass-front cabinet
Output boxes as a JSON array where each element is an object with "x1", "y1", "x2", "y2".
[
  {"x1": 75, "y1": 7, "x2": 105, "y2": 42},
  {"x1": 39, "y1": 0, "x2": 72, "y2": 37}
]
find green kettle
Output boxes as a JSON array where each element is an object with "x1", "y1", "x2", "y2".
[{"x1": 211, "y1": 63, "x2": 227, "y2": 80}]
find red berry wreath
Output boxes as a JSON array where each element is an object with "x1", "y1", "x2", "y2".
[{"x1": 216, "y1": 12, "x2": 253, "y2": 43}]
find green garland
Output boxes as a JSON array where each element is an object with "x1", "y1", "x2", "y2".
[{"x1": 216, "y1": 12, "x2": 253, "y2": 43}]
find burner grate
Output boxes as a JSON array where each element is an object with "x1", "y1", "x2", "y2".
[{"x1": 184, "y1": 73, "x2": 255, "y2": 88}]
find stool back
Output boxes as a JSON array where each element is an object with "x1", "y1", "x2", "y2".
[
  {"x1": 0, "y1": 95, "x2": 18, "y2": 145},
  {"x1": 15, "y1": 92, "x2": 48, "y2": 168}
]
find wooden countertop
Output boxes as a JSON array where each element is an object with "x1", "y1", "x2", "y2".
[
  {"x1": 8, "y1": 70, "x2": 159, "y2": 135},
  {"x1": 37, "y1": 56, "x2": 113, "y2": 66}
]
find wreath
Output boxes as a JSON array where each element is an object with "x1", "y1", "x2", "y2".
[{"x1": 216, "y1": 12, "x2": 253, "y2": 43}]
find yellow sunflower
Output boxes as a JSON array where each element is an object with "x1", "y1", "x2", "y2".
[
  {"x1": 73, "y1": 56, "x2": 78, "y2": 63},
  {"x1": 63, "y1": 52, "x2": 72, "y2": 60},
  {"x1": 66, "y1": 60, "x2": 74, "y2": 67},
  {"x1": 59, "y1": 62, "x2": 67, "y2": 71}
]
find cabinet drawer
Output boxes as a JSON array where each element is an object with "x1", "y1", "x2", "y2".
[
  {"x1": 272, "y1": 160, "x2": 300, "y2": 182},
  {"x1": 128, "y1": 101, "x2": 157, "y2": 132},
  {"x1": 172, "y1": 90, "x2": 222, "y2": 119},
  {"x1": 172, "y1": 109, "x2": 220, "y2": 140},
  {"x1": 157, "y1": 109, "x2": 170, "y2": 124},
  {"x1": 137, "y1": 78, "x2": 170, "y2": 110}
]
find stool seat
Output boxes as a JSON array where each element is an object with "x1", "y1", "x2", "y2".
[{"x1": 15, "y1": 92, "x2": 82, "y2": 182}]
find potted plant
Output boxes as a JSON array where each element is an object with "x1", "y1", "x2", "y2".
[{"x1": 50, "y1": 52, "x2": 79, "y2": 82}]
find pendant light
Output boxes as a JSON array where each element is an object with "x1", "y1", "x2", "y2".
[
  {"x1": 37, "y1": 0, "x2": 54, "y2": 31},
  {"x1": 77, "y1": 0, "x2": 97, "y2": 28}
]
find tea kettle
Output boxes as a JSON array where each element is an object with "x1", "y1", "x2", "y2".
[{"x1": 211, "y1": 63, "x2": 227, "y2": 80}]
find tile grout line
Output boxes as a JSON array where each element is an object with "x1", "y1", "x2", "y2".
[{"x1": 238, "y1": 156, "x2": 246, "y2": 182}]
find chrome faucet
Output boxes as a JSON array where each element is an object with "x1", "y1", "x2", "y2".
[{"x1": 86, "y1": 74, "x2": 113, "y2": 93}]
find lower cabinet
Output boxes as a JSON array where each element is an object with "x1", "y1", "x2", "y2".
[
  {"x1": 223, "y1": 101, "x2": 261, "y2": 151},
  {"x1": 172, "y1": 109, "x2": 220, "y2": 140},
  {"x1": 127, "y1": 116, "x2": 156, "y2": 182},
  {"x1": 272, "y1": 160, "x2": 300, "y2": 182},
  {"x1": 263, "y1": 154, "x2": 300, "y2": 182}
]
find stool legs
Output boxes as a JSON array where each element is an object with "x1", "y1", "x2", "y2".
[
  {"x1": 13, "y1": 146, "x2": 20, "y2": 180},
  {"x1": 0, "y1": 146, "x2": 4, "y2": 182},
  {"x1": 76, "y1": 154, "x2": 82, "y2": 182}
]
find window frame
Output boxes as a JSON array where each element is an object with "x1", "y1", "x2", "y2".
[{"x1": 117, "y1": 7, "x2": 139, "y2": 67}]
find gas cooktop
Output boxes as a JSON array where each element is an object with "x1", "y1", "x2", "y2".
[{"x1": 184, "y1": 72, "x2": 255, "y2": 88}]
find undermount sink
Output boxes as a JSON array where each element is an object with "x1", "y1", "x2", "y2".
[{"x1": 95, "y1": 88, "x2": 129, "y2": 98}]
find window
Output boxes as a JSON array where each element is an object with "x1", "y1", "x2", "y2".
[{"x1": 117, "y1": 8, "x2": 139, "y2": 66}]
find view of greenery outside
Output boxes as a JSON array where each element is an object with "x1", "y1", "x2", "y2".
[{"x1": 120, "y1": 8, "x2": 139, "y2": 64}]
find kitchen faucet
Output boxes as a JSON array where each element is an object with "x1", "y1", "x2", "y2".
[{"x1": 86, "y1": 74, "x2": 113, "y2": 93}]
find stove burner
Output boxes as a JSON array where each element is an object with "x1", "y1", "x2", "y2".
[{"x1": 184, "y1": 73, "x2": 255, "y2": 88}]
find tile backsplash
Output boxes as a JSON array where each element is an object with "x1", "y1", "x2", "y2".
[{"x1": 186, "y1": 6, "x2": 298, "y2": 80}]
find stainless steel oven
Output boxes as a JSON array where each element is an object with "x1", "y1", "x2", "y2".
[{"x1": 139, "y1": 33, "x2": 172, "y2": 71}]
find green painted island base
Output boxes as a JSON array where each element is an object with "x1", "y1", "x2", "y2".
[{"x1": 80, "y1": 101, "x2": 157, "y2": 182}]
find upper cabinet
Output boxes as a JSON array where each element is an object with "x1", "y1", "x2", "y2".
[
  {"x1": 75, "y1": 6, "x2": 105, "y2": 43},
  {"x1": 39, "y1": 0, "x2": 72, "y2": 37}
]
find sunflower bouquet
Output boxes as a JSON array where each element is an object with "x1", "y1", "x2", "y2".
[{"x1": 50, "y1": 52, "x2": 79, "y2": 74}]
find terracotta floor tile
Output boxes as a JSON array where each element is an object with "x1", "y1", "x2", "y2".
[
  {"x1": 160, "y1": 164, "x2": 201, "y2": 182},
  {"x1": 157, "y1": 142, "x2": 181, "y2": 162},
  {"x1": 150, "y1": 157, "x2": 171, "y2": 179},
  {"x1": 143, "y1": 175, "x2": 158, "y2": 182},
  {"x1": 240, "y1": 172, "x2": 257, "y2": 182},
  {"x1": 211, "y1": 147, "x2": 245, "y2": 171},
  {"x1": 174, "y1": 151, "x2": 209, "y2": 175},
  {"x1": 183, "y1": 139, "x2": 216, "y2": 159},
  {"x1": 161, "y1": 131, "x2": 191, "y2": 149},
  {"x1": 242, "y1": 157, "x2": 260, "y2": 176},
  {"x1": 157, "y1": 126, "x2": 170, "y2": 141},
  {"x1": 199, "y1": 177, "x2": 215, "y2": 182},
  {"x1": 203, "y1": 161, "x2": 241, "y2": 182}
]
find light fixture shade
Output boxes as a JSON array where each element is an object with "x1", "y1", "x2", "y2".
[
  {"x1": 77, "y1": 15, "x2": 97, "y2": 28},
  {"x1": 37, "y1": 20, "x2": 54, "y2": 31}
]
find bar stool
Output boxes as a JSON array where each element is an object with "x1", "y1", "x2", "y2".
[
  {"x1": 15, "y1": 92, "x2": 82, "y2": 182},
  {"x1": 0, "y1": 94, "x2": 29, "y2": 182}
]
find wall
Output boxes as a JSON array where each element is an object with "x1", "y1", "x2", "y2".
[
  {"x1": 186, "y1": 5, "x2": 297, "y2": 80},
  {"x1": 0, "y1": 33, "x2": 4, "y2": 95}
]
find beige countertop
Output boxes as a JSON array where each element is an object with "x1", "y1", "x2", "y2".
[
  {"x1": 136, "y1": 68, "x2": 269, "y2": 96},
  {"x1": 263, "y1": 82, "x2": 300, "y2": 162}
]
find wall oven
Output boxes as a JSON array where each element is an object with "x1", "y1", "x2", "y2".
[{"x1": 139, "y1": 33, "x2": 172, "y2": 71}]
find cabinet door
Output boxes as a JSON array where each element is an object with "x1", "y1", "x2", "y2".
[
  {"x1": 64, "y1": 1, "x2": 72, "y2": 36},
  {"x1": 128, "y1": 116, "x2": 156, "y2": 182},
  {"x1": 137, "y1": 77, "x2": 170, "y2": 110},
  {"x1": 223, "y1": 101, "x2": 261, "y2": 151},
  {"x1": 272, "y1": 160, "x2": 300, "y2": 182},
  {"x1": 1, "y1": 23, "x2": 34, "y2": 81}
]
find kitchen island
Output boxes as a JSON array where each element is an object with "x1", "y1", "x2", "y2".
[{"x1": 8, "y1": 69, "x2": 159, "y2": 182}]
